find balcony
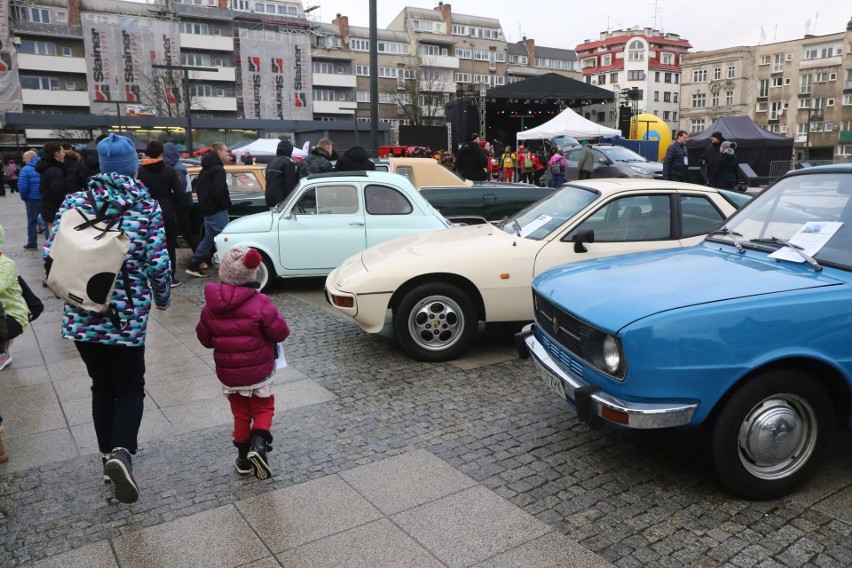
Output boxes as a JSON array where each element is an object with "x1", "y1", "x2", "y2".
[
  {"x1": 191, "y1": 96, "x2": 237, "y2": 111},
  {"x1": 313, "y1": 73, "x2": 357, "y2": 88},
  {"x1": 17, "y1": 54, "x2": 87, "y2": 74},
  {"x1": 191, "y1": 68, "x2": 236, "y2": 82},
  {"x1": 418, "y1": 54, "x2": 459, "y2": 69},
  {"x1": 179, "y1": 33, "x2": 234, "y2": 51},
  {"x1": 312, "y1": 100, "x2": 357, "y2": 114},
  {"x1": 800, "y1": 56, "x2": 842, "y2": 70},
  {"x1": 21, "y1": 89, "x2": 89, "y2": 106}
]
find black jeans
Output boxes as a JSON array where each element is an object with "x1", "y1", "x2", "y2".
[{"x1": 75, "y1": 342, "x2": 146, "y2": 454}]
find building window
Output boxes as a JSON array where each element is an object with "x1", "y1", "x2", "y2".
[
  {"x1": 356, "y1": 91, "x2": 370, "y2": 102},
  {"x1": 692, "y1": 93, "x2": 706, "y2": 108},
  {"x1": 726, "y1": 90, "x2": 734, "y2": 106},
  {"x1": 601, "y1": 54, "x2": 611, "y2": 66},
  {"x1": 663, "y1": 92, "x2": 671, "y2": 102},
  {"x1": 351, "y1": 39, "x2": 369, "y2": 51},
  {"x1": 451, "y1": 24, "x2": 467, "y2": 35},
  {"x1": 689, "y1": 119, "x2": 705, "y2": 133},
  {"x1": 62, "y1": 46, "x2": 72, "y2": 57},
  {"x1": 56, "y1": 10, "x2": 67, "y2": 23},
  {"x1": 663, "y1": 110, "x2": 671, "y2": 120},
  {"x1": 727, "y1": 64, "x2": 735, "y2": 78},
  {"x1": 664, "y1": 72, "x2": 672, "y2": 83},
  {"x1": 758, "y1": 79, "x2": 769, "y2": 98},
  {"x1": 773, "y1": 53, "x2": 784, "y2": 72},
  {"x1": 771, "y1": 76, "x2": 783, "y2": 88},
  {"x1": 672, "y1": 111, "x2": 678, "y2": 121},
  {"x1": 313, "y1": 62, "x2": 343, "y2": 74},
  {"x1": 180, "y1": 22, "x2": 210, "y2": 35},
  {"x1": 21, "y1": 76, "x2": 59, "y2": 90},
  {"x1": 455, "y1": 48, "x2": 471, "y2": 59},
  {"x1": 713, "y1": 67, "x2": 721, "y2": 80},
  {"x1": 597, "y1": 74, "x2": 606, "y2": 85},
  {"x1": 653, "y1": 91, "x2": 659, "y2": 102},
  {"x1": 673, "y1": 92, "x2": 678, "y2": 103},
  {"x1": 760, "y1": 55, "x2": 770, "y2": 65},
  {"x1": 13, "y1": 6, "x2": 50, "y2": 23},
  {"x1": 627, "y1": 39, "x2": 644, "y2": 61},
  {"x1": 65, "y1": 80, "x2": 76, "y2": 91},
  {"x1": 693, "y1": 69, "x2": 707, "y2": 82},
  {"x1": 711, "y1": 92, "x2": 719, "y2": 107},
  {"x1": 610, "y1": 72, "x2": 618, "y2": 83},
  {"x1": 454, "y1": 72, "x2": 471, "y2": 83},
  {"x1": 355, "y1": 65, "x2": 369, "y2": 76},
  {"x1": 418, "y1": 44, "x2": 446, "y2": 57},
  {"x1": 627, "y1": 70, "x2": 645, "y2": 81},
  {"x1": 800, "y1": 74, "x2": 812, "y2": 94},
  {"x1": 660, "y1": 52, "x2": 673, "y2": 65},
  {"x1": 18, "y1": 40, "x2": 56, "y2": 56}
]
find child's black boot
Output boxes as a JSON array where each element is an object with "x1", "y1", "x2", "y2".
[
  {"x1": 247, "y1": 429, "x2": 273, "y2": 480},
  {"x1": 234, "y1": 441, "x2": 252, "y2": 475}
]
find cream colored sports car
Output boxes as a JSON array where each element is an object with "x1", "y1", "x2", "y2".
[{"x1": 325, "y1": 179, "x2": 748, "y2": 361}]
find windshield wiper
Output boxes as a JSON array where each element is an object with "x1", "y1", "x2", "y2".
[
  {"x1": 708, "y1": 226, "x2": 745, "y2": 253},
  {"x1": 512, "y1": 220, "x2": 522, "y2": 237},
  {"x1": 751, "y1": 236, "x2": 822, "y2": 271},
  {"x1": 498, "y1": 216, "x2": 508, "y2": 229}
]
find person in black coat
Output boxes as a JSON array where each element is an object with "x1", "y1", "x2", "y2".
[
  {"x1": 62, "y1": 146, "x2": 89, "y2": 193},
  {"x1": 710, "y1": 141, "x2": 740, "y2": 190},
  {"x1": 264, "y1": 139, "x2": 299, "y2": 208},
  {"x1": 186, "y1": 143, "x2": 230, "y2": 277},
  {"x1": 333, "y1": 146, "x2": 376, "y2": 172},
  {"x1": 699, "y1": 131, "x2": 724, "y2": 185},
  {"x1": 36, "y1": 141, "x2": 67, "y2": 230},
  {"x1": 454, "y1": 133, "x2": 488, "y2": 181},
  {"x1": 137, "y1": 140, "x2": 187, "y2": 286},
  {"x1": 662, "y1": 130, "x2": 689, "y2": 182}
]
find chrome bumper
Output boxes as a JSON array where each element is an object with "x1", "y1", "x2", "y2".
[{"x1": 518, "y1": 326, "x2": 696, "y2": 429}]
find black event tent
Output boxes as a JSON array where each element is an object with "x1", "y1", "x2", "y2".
[
  {"x1": 685, "y1": 115, "x2": 793, "y2": 177},
  {"x1": 486, "y1": 72, "x2": 614, "y2": 103}
]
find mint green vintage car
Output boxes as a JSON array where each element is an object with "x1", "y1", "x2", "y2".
[{"x1": 214, "y1": 171, "x2": 452, "y2": 289}]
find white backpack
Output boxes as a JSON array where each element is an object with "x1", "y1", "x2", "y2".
[{"x1": 46, "y1": 190, "x2": 133, "y2": 327}]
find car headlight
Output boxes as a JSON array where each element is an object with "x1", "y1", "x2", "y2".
[
  {"x1": 602, "y1": 335, "x2": 620, "y2": 373},
  {"x1": 629, "y1": 165, "x2": 650, "y2": 175},
  {"x1": 587, "y1": 329, "x2": 625, "y2": 379}
]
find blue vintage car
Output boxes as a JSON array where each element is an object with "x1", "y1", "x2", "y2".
[{"x1": 518, "y1": 164, "x2": 852, "y2": 500}]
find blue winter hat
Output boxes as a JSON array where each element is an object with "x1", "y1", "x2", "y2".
[{"x1": 98, "y1": 133, "x2": 138, "y2": 177}]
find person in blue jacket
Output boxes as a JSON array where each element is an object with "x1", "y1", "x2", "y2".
[{"x1": 18, "y1": 150, "x2": 43, "y2": 250}]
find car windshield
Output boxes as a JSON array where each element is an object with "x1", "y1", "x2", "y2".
[
  {"x1": 501, "y1": 185, "x2": 599, "y2": 240},
  {"x1": 598, "y1": 147, "x2": 648, "y2": 163},
  {"x1": 710, "y1": 171, "x2": 852, "y2": 269}
]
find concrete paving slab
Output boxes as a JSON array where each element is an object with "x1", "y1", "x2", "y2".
[
  {"x1": 160, "y1": 397, "x2": 232, "y2": 432},
  {"x1": 276, "y1": 519, "x2": 443, "y2": 568},
  {"x1": 144, "y1": 373, "x2": 223, "y2": 407},
  {"x1": 470, "y1": 531, "x2": 614, "y2": 567},
  {"x1": 0, "y1": 428, "x2": 79, "y2": 473},
  {"x1": 0, "y1": 362, "x2": 50, "y2": 387},
  {"x1": 3, "y1": 401, "x2": 66, "y2": 438},
  {"x1": 112, "y1": 505, "x2": 269, "y2": 568},
  {"x1": 277, "y1": 379, "x2": 338, "y2": 412},
  {"x1": 53, "y1": 374, "x2": 92, "y2": 402},
  {"x1": 340, "y1": 448, "x2": 477, "y2": 515},
  {"x1": 0, "y1": 382, "x2": 59, "y2": 410},
  {"x1": 237, "y1": 474, "x2": 383, "y2": 553},
  {"x1": 45, "y1": 357, "x2": 90, "y2": 381},
  {"x1": 391, "y1": 486, "x2": 551, "y2": 568},
  {"x1": 144, "y1": 355, "x2": 217, "y2": 384},
  {"x1": 26, "y1": 541, "x2": 118, "y2": 568},
  {"x1": 240, "y1": 558, "x2": 284, "y2": 568},
  {"x1": 272, "y1": 364, "x2": 308, "y2": 384}
]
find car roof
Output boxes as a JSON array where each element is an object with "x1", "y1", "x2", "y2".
[
  {"x1": 784, "y1": 163, "x2": 852, "y2": 176},
  {"x1": 186, "y1": 164, "x2": 267, "y2": 173},
  {"x1": 565, "y1": 178, "x2": 723, "y2": 197},
  {"x1": 304, "y1": 170, "x2": 417, "y2": 185}
]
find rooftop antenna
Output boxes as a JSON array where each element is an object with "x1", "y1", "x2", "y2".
[
  {"x1": 813, "y1": 12, "x2": 819, "y2": 35},
  {"x1": 773, "y1": 24, "x2": 777, "y2": 43},
  {"x1": 652, "y1": 0, "x2": 660, "y2": 30},
  {"x1": 805, "y1": 19, "x2": 811, "y2": 36},
  {"x1": 759, "y1": 25, "x2": 765, "y2": 45}
]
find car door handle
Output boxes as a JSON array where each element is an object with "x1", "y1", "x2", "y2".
[{"x1": 350, "y1": 221, "x2": 366, "y2": 226}]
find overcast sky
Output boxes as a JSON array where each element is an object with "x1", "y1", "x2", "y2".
[{"x1": 306, "y1": 1, "x2": 849, "y2": 52}]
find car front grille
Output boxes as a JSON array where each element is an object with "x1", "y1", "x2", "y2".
[{"x1": 533, "y1": 291, "x2": 591, "y2": 378}]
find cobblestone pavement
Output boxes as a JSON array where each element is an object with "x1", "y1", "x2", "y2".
[{"x1": 0, "y1": 199, "x2": 850, "y2": 567}]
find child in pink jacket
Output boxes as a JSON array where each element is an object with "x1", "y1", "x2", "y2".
[{"x1": 196, "y1": 246, "x2": 290, "y2": 479}]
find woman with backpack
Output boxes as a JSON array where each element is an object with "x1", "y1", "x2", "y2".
[
  {"x1": 3, "y1": 160, "x2": 18, "y2": 194},
  {"x1": 547, "y1": 149, "x2": 568, "y2": 187},
  {"x1": 44, "y1": 134, "x2": 172, "y2": 504},
  {"x1": 500, "y1": 146, "x2": 516, "y2": 182},
  {"x1": 518, "y1": 147, "x2": 536, "y2": 184}
]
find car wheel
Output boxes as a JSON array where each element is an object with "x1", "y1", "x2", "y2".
[
  {"x1": 711, "y1": 369, "x2": 834, "y2": 500},
  {"x1": 257, "y1": 255, "x2": 275, "y2": 291},
  {"x1": 393, "y1": 282, "x2": 477, "y2": 362}
]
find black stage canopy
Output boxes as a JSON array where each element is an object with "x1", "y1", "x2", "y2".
[{"x1": 486, "y1": 73, "x2": 614, "y2": 103}]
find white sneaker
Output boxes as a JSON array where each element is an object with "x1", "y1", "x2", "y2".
[{"x1": 0, "y1": 352, "x2": 11, "y2": 371}]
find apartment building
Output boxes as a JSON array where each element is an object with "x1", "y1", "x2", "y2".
[
  {"x1": 680, "y1": 19, "x2": 852, "y2": 161},
  {"x1": 0, "y1": 0, "x2": 581, "y2": 148},
  {"x1": 575, "y1": 27, "x2": 692, "y2": 133},
  {"x1": 679, "y1": 46, "x2": 756, "y2": 134}
]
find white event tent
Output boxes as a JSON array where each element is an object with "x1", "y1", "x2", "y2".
[
  {"x1": 230, "y1": 139, "x2": 311, "y2": 158},
  {"x1": 516, "y1": 107, "x2": 621, "y2": 143}
]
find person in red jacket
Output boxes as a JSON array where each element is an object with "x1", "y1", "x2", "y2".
[{"x1": 196, "y1": 246, "x2": 290, "y2": 480}]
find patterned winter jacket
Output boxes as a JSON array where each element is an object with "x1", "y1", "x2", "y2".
[
  {"x1": 196, "y1": 283, "x2": 290, "y2": 388},
  {"x1": 44, "y1": 173, "x2": 172, "y2": 346}
]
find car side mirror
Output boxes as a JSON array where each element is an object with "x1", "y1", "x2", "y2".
[{"x1": 573, "y1": 228, "x2": 595, "y2": 253}]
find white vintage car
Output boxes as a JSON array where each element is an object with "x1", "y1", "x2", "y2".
[{"x1": 325, "y1": 179, "x2": 749, "y2": 361}]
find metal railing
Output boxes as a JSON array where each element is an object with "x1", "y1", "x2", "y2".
[{"x1": 768, "y1": 159, "x2": 841, "y2": 180}]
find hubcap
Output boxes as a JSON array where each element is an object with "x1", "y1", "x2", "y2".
[
  {"x1": 737, "y1": 395, "x2": 817, "y2": 480},
  {"x1": 407, "y1": 295, "x2": 465, "y2": 352}
]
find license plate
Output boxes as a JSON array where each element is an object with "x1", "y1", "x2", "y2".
[{"x1": 534, "y1": 359, "x2": 566, "y2": 400}]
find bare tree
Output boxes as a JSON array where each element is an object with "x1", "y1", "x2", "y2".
[
  {"x1": 392, "y1": 58, "x2": 452, "y2": 126},
  {"x1": 49, "y1": 128, "x2": 92, "y2": 142},
  {"x1": 132, "y1": 68, "x2": 207, "y2": 117}
]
